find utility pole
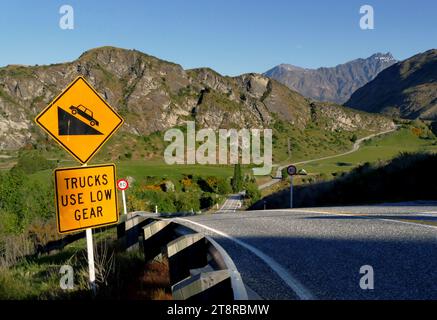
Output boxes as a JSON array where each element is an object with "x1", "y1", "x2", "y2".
[{"x1": 287, "y1": 138, "x2": 291, "y2": 159}]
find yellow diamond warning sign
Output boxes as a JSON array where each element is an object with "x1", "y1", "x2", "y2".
[
  {"x1": 35, "y1": 76, "x2": 123, "y2": 164},
  {"x1": 54, "y1": 164, "x2": 119, "y2": 234}
]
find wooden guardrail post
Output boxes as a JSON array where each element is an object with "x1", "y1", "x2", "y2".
[
  {"x1": 142, "y1": 220, "x2": 177, "y2": 261},
  {"x1": 167, "y1": 233, "x2": 208, "y2": 285},
  {"x1": 117, "y1": 213, "x2": 154, "y2": 251},
  {"x1": 172, "y1": 270, "x2": 234, "y2": 301}
]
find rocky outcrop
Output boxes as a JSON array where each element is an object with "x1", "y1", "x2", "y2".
[{"x1": 311, "y1": 102, "x2": 396, "y2": 132}]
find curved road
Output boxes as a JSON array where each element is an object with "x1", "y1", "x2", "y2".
[
  {"x1": 175, "y1": 205, "x2": 437, "y2": 300},
  {"x1": 259, "y1": 127, "x2": 398, "y2": 190}
]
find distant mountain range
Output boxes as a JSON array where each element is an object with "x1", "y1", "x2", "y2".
[
  {"x1": 345, "y1": 49, "x2": 437, "y2": 120},
  {"x1": 264, "y1": 53, "x2": 397, "y2": 104}
]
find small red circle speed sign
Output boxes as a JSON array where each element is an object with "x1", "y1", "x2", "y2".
[
  {"x1": 117, "y1": 179, "x2": 129, "y2": 191},
  {"x1": 287, "y1": 165, "x2": 297, "y2": 176}
]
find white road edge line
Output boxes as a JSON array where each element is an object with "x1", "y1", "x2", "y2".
[
  {"x1": 422, "y1": 211, "x2": 437, "y2": 215},
  {"x1": 174, "y1": 217, "x2": 316, "y2": 300},
  {"x1": 297, "y1": 209, "x2": 437, "y2": 231}
]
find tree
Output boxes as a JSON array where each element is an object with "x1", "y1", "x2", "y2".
[
  {"x1": 217, "y1": 177, "x2": 232, "y2": 195},
  {"x1": 231, "y1": 163, "x2": 243, "y2": 193}
]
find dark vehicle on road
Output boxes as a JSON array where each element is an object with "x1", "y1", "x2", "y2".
[{"x1": 69, "y1": 105, "x2": 99, "y2": 126}]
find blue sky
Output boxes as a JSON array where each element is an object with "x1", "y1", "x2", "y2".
[{"x1": 0, "y1": 0, "x2": 436, "y2": 75}]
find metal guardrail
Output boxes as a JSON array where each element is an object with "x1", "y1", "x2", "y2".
[{"x1": 117, "y1": 212, "x2": 248, "y2": 301}]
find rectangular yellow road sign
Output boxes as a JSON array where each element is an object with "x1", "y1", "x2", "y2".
[
  {"x1": 35, "y1": 76, "x2": 123, "y2": 164},
  {"x1": 54, "y1": 164, "x2": 119, "y2": 234}
]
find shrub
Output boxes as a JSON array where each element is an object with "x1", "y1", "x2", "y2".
[
  {"x1": 0, "y1": 170, "x2": 55, "y2": 233},
  {"x1": 195, "y1": 177, "x2": 214, "y2": 193},
  {"x1": 133, "y1": 189, "x2": 177, "y2": 213},
  {"x1": 411, "y1": 127, "x2": 422, "y2": 137},
  {"x1": 143, "y1": 185, "x2": 162, "y2": 191},
  {"x1": 216, "y1": 178, "x2": 232, "y2": 195},
  {"x1": 281, "y1": 168, "x2": 288, "y2": 181},
  {"x1": 181, "y1": 176, "x2": 197, "y2": 192},
  {"x1": 0, "y1": 170, "x2": 26, "y2": 217},
  {"x1": 12, "y1": 151, "x2": 56, "y2": 174},
  {"x1": 175, "y1": 193, "x2": 200, "y2": 212},
  {"x1": 200, "y1": 193, "x2": 215, "y2": 209},
  {"x1": 245, "y1": 182, "x2": 261, "y2": 206}
]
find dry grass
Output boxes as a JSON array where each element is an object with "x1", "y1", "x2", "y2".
[
  {"x1": 0, "y1": 234, "x2": 34, "y2": 268},
  {"x1": 126, "y1": 258, "x2": 172, "y2": 300},
  {"x1": 1, "y1": 226, "x2": 173, "y2": 300}
]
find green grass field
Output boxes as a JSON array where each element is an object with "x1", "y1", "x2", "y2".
[
  {"x1": 299, "y1": 128, "x2": 437, "y2": 177},
  {"x1": 117, "y1": 160, "x2": 235, "y2": 180},
  {"x1": 19, "y1": 126, "x2": 437, "y2": 188},
  {"x1": 27, "y1": 160, "x2": 237, "y2": 188}
]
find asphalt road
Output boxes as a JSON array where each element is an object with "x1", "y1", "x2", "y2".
[
  {"x1": 175, "y1": 205, "x2": 437, "y2": 300},
  {"x1": 218, "y1": 193, "x2": 242, "y2": 213}
]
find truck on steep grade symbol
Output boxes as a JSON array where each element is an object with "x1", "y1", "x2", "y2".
[{"x1": 69, "y1": 105, "x2": 100, "y2": 126}]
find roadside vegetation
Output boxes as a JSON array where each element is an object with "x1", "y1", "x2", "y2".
[
  {"x1": 0, "y1": 227, "x2": 172, "y2": 299},
  {"x1": 254, "y1": 152, "x2": 437, "y2": 209},
  {"x1": 127, "y1": 174, "x2": 231, "y2": 213},
  {"x1": 0, "y1": 157, "x2": 57, "y2": 268}
]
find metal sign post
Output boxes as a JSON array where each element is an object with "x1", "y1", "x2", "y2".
[
  {"x1": 289, "y1": 175, "x2": 293, "y2": 209},
  {"x1": 86, "y1": 228, "x2": 96, "y2": 294},
  {"x1": 117, "y1": 179, "x2": 129, "y2": 215},
  {"x1": 82, "y1": 163, "x2": 95, "y2": 295},
  {"x1": 287, "y1": 165, "x2": 297, "y2": 209},
  {"x1": 122, "y1": 190, "x2": 127, "y2": 215}
]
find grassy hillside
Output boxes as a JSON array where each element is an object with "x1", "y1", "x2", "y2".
[
  {"x1": 300, "y1": 124, "x2": 437, "y2": 177},
  {"x1": 346, "y1": 49, "x2": 437, "y2": 120}
]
